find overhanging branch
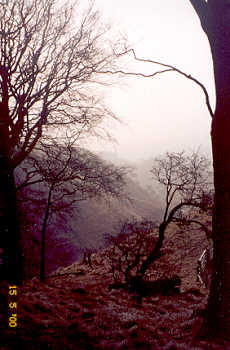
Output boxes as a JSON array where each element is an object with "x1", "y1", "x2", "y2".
[{"x1": 99, "y1": 49, "x2": 214, "y2": 119}]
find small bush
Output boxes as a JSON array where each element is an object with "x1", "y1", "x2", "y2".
[{"x1": 103, "y1": 219, "x2": 157, "y2": 284}]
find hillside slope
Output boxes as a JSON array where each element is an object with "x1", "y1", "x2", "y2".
[
  {"x1": 1, "y1": 222, "x2": 228, "y2": 349},
  {"x1": 16, "y1": 152, "x2": 162, "y2": 275}
]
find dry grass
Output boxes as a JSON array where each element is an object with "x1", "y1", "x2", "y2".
[{"x1": 1, "y1": 223, "x2": 229, "y2": 349}]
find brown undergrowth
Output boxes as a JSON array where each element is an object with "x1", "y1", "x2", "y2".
[{"x1": 1, "y1": 224, "x2": 229, "y2": 349}]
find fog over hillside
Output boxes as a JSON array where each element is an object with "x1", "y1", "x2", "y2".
[
  {"x1": 17, "y1": 150, "x2": 162, "y2": 276},
  {"x1": 99, "y1": 151, "x2": 165, "y2": 206}
]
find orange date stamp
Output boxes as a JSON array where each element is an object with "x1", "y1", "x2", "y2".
[{"x1": 8, "y1": 286, "x2": 18, "y2": 328}]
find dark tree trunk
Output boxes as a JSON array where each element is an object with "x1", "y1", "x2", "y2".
[
  {"x1": 189, "y1": 1, "x2": 230, "y2": 339},
  {"x1": 206, "y1": 111, "x2": 230, "y2": 338},
  {"x1": 139, "y1": 222, "x2": 166, "y2": 276},
  {"x1": 0, "y1": 71, "x2": 22, "y2": 285},
  {"x1": 0, "y1": 156, "x2": 22, "y2": 285},
  {"x1": 40, "y1": 183, "x2": 53, "y2": 282},
  {"x1": 139, "y1": 202, "x2": 194, "y2": 278},
  {"x1": 205, "y1": 25, "x2": 230, "y2": 338}
]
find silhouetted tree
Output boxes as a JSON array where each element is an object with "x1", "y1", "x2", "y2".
[
  {"x1": 188, "y1": 0, "x2": 230, "y2": 339},
  {"x1": 105, "y1": 152, "x2": 212, "y2": 289},
  {"x1": 139, "y1": 151, "x2": 212, "y2": 277},
  {"x1": 102, "y1": 1, "x2": 230, "y2": 336},
  {"x1": 18, "y1": 141, "x2": 128, "y2": 282},
  {"x1": 0, "y1": 0, "x2": 126, "y2": 284}
]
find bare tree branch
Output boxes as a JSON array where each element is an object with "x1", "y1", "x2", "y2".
[
  {"x1": 0, "y1": 0, "x2": 128, "y2": 169},
  {"x1": 139, "y1": 150, "x2": 212, "y2": 276},
  {"x1": 99, "y1": 48, "x2": 214, "y2": 119}
]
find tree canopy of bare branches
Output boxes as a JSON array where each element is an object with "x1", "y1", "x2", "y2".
[
  {"x1": 139, "y1": 150, "x2": 212, "y2": 276},
  {"x1": 0, "y1": 0, "x2": 126, "y2": 168},
  {"x1": 17, "y1": 141, "x2": 129, "y2": 281},
  {"x1": 0, "y1": 0, "x2": 127, "y2": 284},
  {"x1": 18, "y1": 143, "x2": 128, "y2": 202}
]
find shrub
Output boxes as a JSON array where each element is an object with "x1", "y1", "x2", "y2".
[{"x1": 103, "y1": 219, "x2": 157, "y2": 284}]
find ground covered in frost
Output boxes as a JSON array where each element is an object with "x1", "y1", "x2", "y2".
[
  {"x1": 1, "y1": 222, "x2": 230, "y2": 349},
  {"x1": 1, "y1": 257, "x2": 230, "y2": 350}
]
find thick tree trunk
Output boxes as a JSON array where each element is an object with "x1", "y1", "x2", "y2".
[
  {"x1": 202, "y1": 8, "x2": 230, "y2": 339},
  {"x1": 0, "y1": 156, "x2": 22, "y2": 285},
  {"x1": 205, "y1": 109, "x2": 230, "y2": 338},
  {"x1": 0, "y1": 89, "x2": 22, "y2": 284}
]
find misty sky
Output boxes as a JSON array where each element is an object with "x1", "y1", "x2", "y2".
[{"x1": 88, "y1": 0, "x2": 215, "y2": 162}]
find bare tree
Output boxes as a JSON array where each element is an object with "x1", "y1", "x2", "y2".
[
  {"x1": 0, "y1": 0, "x2": 126, "y2": 283},
  {"x1": 17, "y1": 141, "x2": 129, "y2": 282},
  {"x1": 138, "y1": 151, "x2": 212, "y2": 277},
  {"x1": 103, "y1": 151, "x2": 212, "y2": 291},
  {"x1": 105, "y1": 1, "x2": 230, "y2": 338}
]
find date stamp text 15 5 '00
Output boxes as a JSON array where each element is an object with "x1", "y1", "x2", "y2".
[{"x1": 8, "y1": 285, "x2": 18, "y2": 328}]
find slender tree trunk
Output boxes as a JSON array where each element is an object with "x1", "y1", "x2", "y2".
[
  {"x1": 139, "y1": 202, "x2": 193, "y2": 277},
  {"x1": 40, "y1": 183, "x2": 53, "y2": 282},
  {"x1": 139, "y1": 221, "x2": 166, "y2": 276}
]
